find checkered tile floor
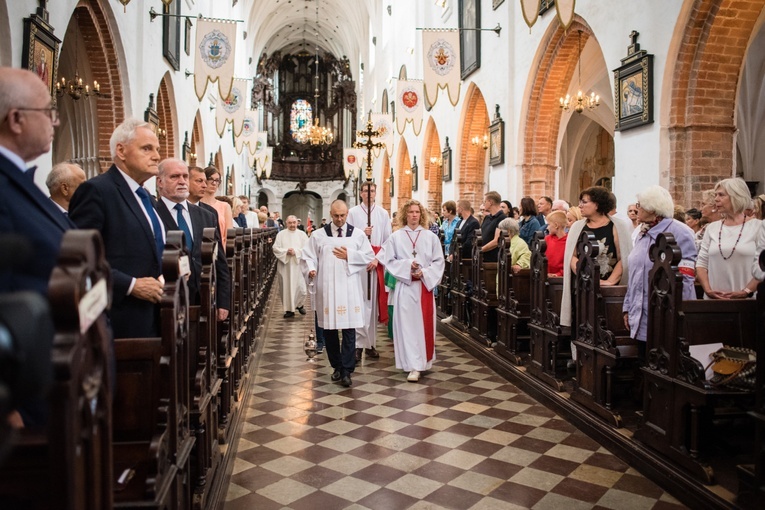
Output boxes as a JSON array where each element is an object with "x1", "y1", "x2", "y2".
[{"x1": 224, "y1": 299, "x2": 686, "y2": 509}]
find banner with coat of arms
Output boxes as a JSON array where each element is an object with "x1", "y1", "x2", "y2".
[
  {"x1": 235, "y1": 113, "x2": 258, "y2": 155},
  {"x1": 195, "y1": 18, "x2": 237, "y2": 101},
  {"x1": 422, "y1": 29, "x2": 461, "y2": 107},
  {"x1": 255, "y1": 147, "x2": 273, "y2": 179},
  {"x1": 343, "y1": 148, "x2": 363, "y2": 179},
  {"x1": 215, "y1": 78, "x2": 247, "y2": 137},
  {"x1": 396, "y1": 80, "x2": 424, "y2": 136},
  {"x1": 370, "y1": 113, "x2": 394, "y2": 158}
]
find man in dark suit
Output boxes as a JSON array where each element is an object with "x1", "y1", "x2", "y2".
[
  {"x1": 0, "y1": 68, "x2": 74, "y2": 296},
  {"x1": 442, "y1": 199, "x2": 479, "y2": 325},
  {"x1": 155, "y1": 158, "x2": 230, "y2": 321},
  {"x1": 69, "y1": 119, "x2": 165, "y2": 338}
]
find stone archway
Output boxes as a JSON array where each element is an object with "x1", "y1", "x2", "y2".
[
  {"x1": 52, "y1": 1, "x2": 126, "y2": 176},
  {"x1": 521, "y1": 17, "x2": 596, "y2": 199},
  {"x1": 380, "y1": 153, "x2": 392, "y2": 213},
  {"x1": 458, "y1": 83, "x2": 489, "y2": 207},
  {"x1": 283, "y1": 190, "x2": 322, "y2": 227},
  {"x1": 423, "y1": 117, "x2": 443, "y2": 214},
  {"x1": 155, "y1": 73, "x2": 177, "y2": 160},
  {"x1": 396, "y1": 140, "x2": 413, "y2": 209},
  {"x1": 667, "y1": 0, "x2": 765, "y2": 205}
]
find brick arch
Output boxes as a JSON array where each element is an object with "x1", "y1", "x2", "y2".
[
  {"x1": 667, "y1": 0, "x2": 765, "y2": 206},
  {"x1": 156, "y1": 73, "x2": 177, "y2": 160},
  {"x1": 422, "y1": 117, "x2": 442, "y2": 214},
  {"x1": 396, "y1": 140, "x2": 412, "y2": 207},
  {"x1": 72, "y1": 1, "x2": 125, "y2": 173},
  {"x1": 458, "y1": 83, "x2": 489, "y2": 207},
  {"x1": 521, "y1": 17, "x2": 594, "y2": 198},
  {"x1": 380, "y1": 153, "x2": 391, "y2": 213},
  {"x1": 191, "y1": 110, "x2": 204, "y2": 167}
]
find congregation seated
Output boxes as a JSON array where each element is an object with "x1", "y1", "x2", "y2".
[{"x1": 543, "y1": 210, "x2": 567, "y2": 276}]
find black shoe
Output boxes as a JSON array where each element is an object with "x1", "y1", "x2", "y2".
[
  {"x1": 341, "y1": 375, "x2": 352, "y2": 387},
  {"x1": 365, "y1": 347, "x2": 380, "y2": 359},
  {"x1": 331, "y1": 370, "x2": 342, "y2": 382},
  {"x1": 283, "y1": 311, "x2": 295, "y2": 318},
  {"x1": 297, "y1": 306, "x2": 306, "y2": 315},
  {"x1": 316, "y1": 345, "x2": 324, "y2": 354},
  {"x1": 355, "y1": 348, "x2": 363, "y2": 362}
]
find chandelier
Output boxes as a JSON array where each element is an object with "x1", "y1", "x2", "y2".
[
  {"x1": 307, "y1": 0, "x2": 333, "y2": 146},
  {"x1": 560, "y1": 30, "x2": 599, "y2": 114},
  {"x1": 56, "y1": 14, "x2": 103, "y2": 101}
]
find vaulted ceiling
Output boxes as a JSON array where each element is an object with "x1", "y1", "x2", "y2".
[{"x1": 244, "y1": 0, "x2": 374, "y2": 74}]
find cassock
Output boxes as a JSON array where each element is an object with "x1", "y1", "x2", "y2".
[
  {"x1": 347, "y1": 203, "x2": 392, "y2": 348},
  {"x1": 378, "y1": 226, "x2": 445, "y2": 372},
  {"x1": 273, "y1": 228, "x2": 309, "y2": 312},
  {"x1": 300, "y1": 223, "x2": 375, "y2": 330}
]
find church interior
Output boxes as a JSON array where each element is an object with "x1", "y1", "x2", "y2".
[{"x1": 1, "y1": 0, "x2": 765, "y2": 509}]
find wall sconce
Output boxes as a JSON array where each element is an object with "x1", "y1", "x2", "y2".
[
  {"x1": 471, "y1": 134, "x2": 488, "y2": 150},
  {"x1": 157, "y1": 127, "x2": 167, "y2": 140},
  {"x1": 430, "y1": 156, "x2": 443, "y2": 168}
]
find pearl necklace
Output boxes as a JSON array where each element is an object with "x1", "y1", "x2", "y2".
[{"x1": 717, "y1": 220, "x2": 745, "y2": 261}]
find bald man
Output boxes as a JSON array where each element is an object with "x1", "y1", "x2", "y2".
[{"x1": 46, "y1": 162, "x2": 86, "y2": 213}]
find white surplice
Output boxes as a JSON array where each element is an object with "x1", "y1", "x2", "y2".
[
  {"x1": 347, "y1": 203, "x2": 392, "y2": 348},
  {"x1": 378, "y1": 225, "x2": 445, "y2": 372},
  {"x1": 301, "y1": 224, "x2": 375, "y2": 330},
  {"x1": 273, "y1": 228, "x2": 309, "y2": 312}
]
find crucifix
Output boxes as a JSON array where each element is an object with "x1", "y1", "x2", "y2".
[{"x1": 352, "y1": 112, "x2": 385, "y2": 300}]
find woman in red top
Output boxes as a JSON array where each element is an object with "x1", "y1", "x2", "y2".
[{"x1": 545, "y1": 211, "x2": 568, "y2": 276}]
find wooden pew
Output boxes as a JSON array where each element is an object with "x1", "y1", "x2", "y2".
[
  {"x1": 112, "y1": 231, "x2": 194, "y2": 509},
  {"x1": 737, "y1": 250, "x2": 765, "y2": 507},
  {"x1": 469, "y1": 230, "x2": 499, "y2": 346},
  {"x1": 570, "y1": 230, "x2": 640, "y2": 427},
  {"x1": 449, "y1": 232, "x2": 472, "y2": 329},
  {"x1": 634, "y1": 233, "x2": 757, "y2": 484},
  {"x1": 494, "y1": 232, "x2": 531, "y2": 365},
  {"x1": 526, "y1": 233, "x2": 571, "y2": 390},
  {"x1": 0, "y1": 230, "x2": 114, "y2": 510}
]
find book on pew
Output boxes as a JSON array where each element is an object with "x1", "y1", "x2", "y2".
[{"x1": 688, "y1": 342, "x2": 723, "y2": 380}]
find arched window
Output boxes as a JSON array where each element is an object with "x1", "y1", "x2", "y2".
[{"x1": 290, "y1": 99, "x2": 313, "y2": 143}]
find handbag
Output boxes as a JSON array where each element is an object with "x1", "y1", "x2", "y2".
[{"x1": 705, "y1": 346, "x2": 756, "y2": 390}]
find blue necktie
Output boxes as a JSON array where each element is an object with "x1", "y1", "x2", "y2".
[
  {"x1": 174, "y1": 203, "x2": 194, "y2": 252},
  {"x1": 135, "y1": 187, "x2": 164, "y2": 265}
]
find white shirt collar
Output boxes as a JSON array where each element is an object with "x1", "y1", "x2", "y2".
[
  {"x1": 161, "y1": 196, "x2": 187, "y2": 211},
  {"x1": 0, "y1": 145, "x2": 28, "y2": 172}
]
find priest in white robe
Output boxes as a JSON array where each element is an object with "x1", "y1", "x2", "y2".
[
  {"x1": 347, "y1": 181, "x2": 392, "y2": 362},
  {"x1": 301, "y1": 200, "x2": 375, "y2": 387},
  {"x1": 273, "y1": 215, "x2": 309, "y2": 318},
  {"x1": 378, "y1": 200, "x2": 445, "y2": 382}
]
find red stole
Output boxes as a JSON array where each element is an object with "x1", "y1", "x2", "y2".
[
  {"x1": 421, "y1": 283, "x2": 435, "y2": 361},
  {"x1": 372, "y1": 245, "x2": 388, "y2": 323}
]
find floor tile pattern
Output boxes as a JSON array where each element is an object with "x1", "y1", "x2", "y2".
[{"x1": 224, "y1": 299, "x2": 686, "y2": 509}]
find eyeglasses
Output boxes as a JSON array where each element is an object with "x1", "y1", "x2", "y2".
[
  {"x1": 635, "y1": 202, "x2": 642, "y2": 209},
  {"x1": 628, "y1": 209, "x2": 638, "y2": 214},
  {"x1": 15, "y1": 107, "x2": 59, "y2": 123},
  {"x1": 207, "y1": 178, "x2": 221, "y2": 184}
]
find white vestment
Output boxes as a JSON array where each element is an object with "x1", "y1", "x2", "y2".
[
  {"x1": 301, "y1": 225, "x2": 375, "y2": 329},
  {"x1": 378, "y1": 226, "x2": 445, "y2": 372},
  {"x1": 347, "y1": 203, "x2": 392, "y2": 348},
  {"x1": 273, "y1": 228, "x2": 309, "y2": 311}
]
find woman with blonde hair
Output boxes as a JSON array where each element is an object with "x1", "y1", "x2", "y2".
[
  {"x1": 378, "y1": 200, "x2": 445, "y2": 383},
  {"x1": 565, "y1": 206, "x2": 582, "y2": 231},
  {"x1": 697, "y1": 177, "x2": 761, "y2": 299}
]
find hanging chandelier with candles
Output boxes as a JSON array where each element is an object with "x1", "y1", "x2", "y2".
[
  {"x1": 560, "y1": 30, "x2": 599, "y2": 114},
  {"x1": 56, "y1": 13, "x2": 103, "y2": 101},
  {"x1": 306, "y1": 0, "x2": 334, "y2": 146}
]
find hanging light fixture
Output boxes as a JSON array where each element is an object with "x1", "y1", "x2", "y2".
[
  {"x1": 56, "y1": 13, "x2": 103, "y2": 101},
  {"x1": 560, "y1": 30, "x2": 599, "y2": 114},
  {"x1": 307, "y1": 0, "x2": 333, "y2": 146}
]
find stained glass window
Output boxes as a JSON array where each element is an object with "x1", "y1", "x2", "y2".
[{"x1": 290, "y1": 99, "x2": 313, "y2": 143}]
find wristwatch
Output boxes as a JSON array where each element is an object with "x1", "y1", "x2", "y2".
[{"x1": 743, "y1": 287, "x2": 754, "y2": 297}]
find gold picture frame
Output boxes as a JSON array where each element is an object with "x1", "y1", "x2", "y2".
[{"x1": 22, "y1": 12, "x2": 61, "y2": 102}]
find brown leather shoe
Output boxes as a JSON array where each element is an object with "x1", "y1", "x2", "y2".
[
  {"x1": 365, "y1": 347, "x2": 380, "y2": 359},
  {"x1": 355, "y1": 348, "x2": 363, "y2": 362}
]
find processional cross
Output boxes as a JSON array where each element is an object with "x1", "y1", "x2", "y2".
[{"x1": 352, "y1": 113, "x2": 385, "y2": 300}]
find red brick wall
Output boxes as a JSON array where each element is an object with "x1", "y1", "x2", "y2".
[{"x1": 458, "y1": 85, "x2": 489, "y2": 208}]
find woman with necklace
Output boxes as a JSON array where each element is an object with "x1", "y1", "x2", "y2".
[{"x1": 697, "y1": 178, "x2": 761, "y2": 299}]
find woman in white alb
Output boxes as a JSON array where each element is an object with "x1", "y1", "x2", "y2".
[
  {"x1": 378, "y1": 200, "x2": 445, "y2": 382},
  {"x1": 697, "y1": 178, "x2": 761, "y2": 299}
]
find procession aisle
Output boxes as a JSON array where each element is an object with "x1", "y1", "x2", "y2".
[{"x1": 223, "y1": 300, "x2": 685, "y2": 510}]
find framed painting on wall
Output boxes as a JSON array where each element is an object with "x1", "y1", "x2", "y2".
[
  {"x1": 459, "y1": 0, "x2": 480, "y2": 79},
  {"x1": 489, "y1": 118, "x2": 504, "y2": 166},
  {"x1": 22, "y1": 13, "x2": 61, "y2": 101},
  {"x1": 163, "y1": 1, "x2": 181, "y2": 71},
  {"x1": 442, "y1": 143, "x2": 452, "y2": 182},
  {"x1": 613, "y1": 35, "x2": 653, "y2": 132}
]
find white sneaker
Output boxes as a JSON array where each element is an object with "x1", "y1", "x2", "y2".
[
  {"x1": 407, "y1": 370, "x2": 421, "y2": 382},
  {"x1": 440, "y1": 315, "x2": 454, "y2": 324}
]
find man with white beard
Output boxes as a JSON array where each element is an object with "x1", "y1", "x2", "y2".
[
  {"x1": 347, "y1": 181, "x2": 392, "y2": 362},
  {"x1": 273, "y1": 215, "x2": 309, "y2": 318}
]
